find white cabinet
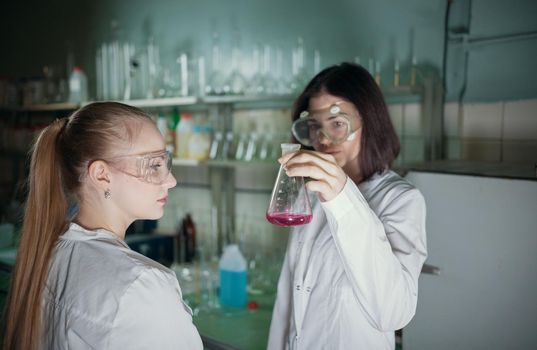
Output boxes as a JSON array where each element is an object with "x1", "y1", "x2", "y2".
[{"x1": 404, "y1": 171, "x2": 537, "y2": 350}]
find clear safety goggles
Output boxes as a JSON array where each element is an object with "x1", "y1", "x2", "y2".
[
  {"x1": 291, "y1": 102, "x2": 361, "y2": 147},
  {"x1": 107, "y1": 150, "x2": 172, "y2": 185}
]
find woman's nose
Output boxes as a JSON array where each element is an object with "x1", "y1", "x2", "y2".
[
  {"x1": 317, "y1": 130, "x2": 333, "y2": 146},
  {"x1": 165, "y1": 172, "x2": 178, "y2": 188}
]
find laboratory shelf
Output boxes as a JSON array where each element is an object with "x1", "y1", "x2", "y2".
[
  {"x1": 202, "y1": 94, "x2": 296, "y2": 104},
  {"x1": 172, "y1": 158, "x2": 204, "y2": 167},
  {"x1": 98, "y1": 96, "x2": 199, "y2": 108},
  {"x1": 4, "y1": 86, "x2": 422, "y2": 112},
  {"x1": 15, "y1": 102, "x2": 80, "y2": 112},
  {"x1": 172, "y1": 158, "x2": 279, "y2": 168},
  {"x1": 205, "y1": 160, "x2": 278, "y2": 168},
  {"x1": 9, "y1": 94, "x2": 296, "y2": 113},
  {"x1": 383, "y1": 85, "x2": 423, "y2": 104}
]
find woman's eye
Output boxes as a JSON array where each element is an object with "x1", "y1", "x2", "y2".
[{"x1": 150, "y1": 163, "x2": 162, "y2": 172}]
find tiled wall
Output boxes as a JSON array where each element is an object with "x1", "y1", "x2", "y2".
[
  {"x1": 444, "y1": 98, "x2": 537, "y2": 163},
  {"x1": 390, "y1": 98, "x2": 537, "y2": 164},
  {"x1": 388, "y1": 103, "x2": 426, "y2": 164}
]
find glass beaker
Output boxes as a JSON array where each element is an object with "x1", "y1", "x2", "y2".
[{"x1": 266, "y1": 143, "x2": 313, "y2": 226}]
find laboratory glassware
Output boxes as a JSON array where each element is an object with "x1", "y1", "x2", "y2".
[{"x1": 266, "y1": 143, "x2": 312, "y2": 226}]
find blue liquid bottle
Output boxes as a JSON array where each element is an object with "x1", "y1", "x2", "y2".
[{"x1": 219, "y1": 244, "x2": 247, "y2": 308}]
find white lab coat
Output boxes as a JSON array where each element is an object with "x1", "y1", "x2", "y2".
[
  {"x1": 42, "y1": 223, "x2": 203, "y2": 350},
  {"x1": 267, "y1": 170, "x2": 427, "y2": 350}
]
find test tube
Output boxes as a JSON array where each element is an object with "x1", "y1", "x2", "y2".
[
  {"x1": 410, "y1": 56, "x2": 417, "y2": 86},
  {"x1": 394, "y1": 59, "x2": 400, "y2": 87},
  {"x1": 180, "y1": 53, "x2": 189, "y2": 97},
  {"x1": 375, "y1": 61, "x2": 381, "y2": 86}
]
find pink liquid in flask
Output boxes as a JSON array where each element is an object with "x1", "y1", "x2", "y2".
[{"x1": 266, "y1": 212, "x2": 313, "y2": 227}]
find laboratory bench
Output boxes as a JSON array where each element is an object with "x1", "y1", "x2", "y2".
[
  {"x1": 395, "y1": 159, "x2": 537, "y2": 182},
  {"x1": 186, "y1": 290, "x2": 275, "y2": 350},
  {"x1": 0, "y1": 241, "x2": 280, "y2": 350},
  {"x1": 0, "y1": 243, "x2": 413, "y2": 350}
]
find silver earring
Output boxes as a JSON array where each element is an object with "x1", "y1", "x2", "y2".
[{"x1": 104, "y1": 189, "x2": 111, "y2": 199}]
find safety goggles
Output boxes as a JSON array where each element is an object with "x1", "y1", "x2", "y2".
[
  {"x1": 106, "y1": 150, "x2": 172, "y2": 185},
  {"x1": 291, "y1": 102, "x2": 361, "y2": 147}
]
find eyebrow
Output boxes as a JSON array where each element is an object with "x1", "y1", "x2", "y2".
[
  {"x1": 309, "y1": 112, "x2": 351, "y2": 120},
  {"x1": 110, "y1": 149, "x2": 167, "y2": 159},
  {"x1": 143, "y1": 149, "x2": 167, "y2": 156}
]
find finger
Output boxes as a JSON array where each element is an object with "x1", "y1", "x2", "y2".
[
  {"x1": 305, "y1": 180, "x2": 334, "y2": 198},
  {"x1": 285, "y1": 163, "x2": 335, "y2": 183},
  {"x1": 284, "y1": 152, "x2": 340, "y2": 177},
  {"x1": 302, "y1": 150, "x2": 336, "y2": 163},
  {"x1": 286, "y1": 149, "x2": 335, "y2": 163},
  {"x1": 278, "y1": 151, "x2": 300, "y2": 164},
  {"x1": 279, "y1": 149, "x2": 332, "y2": 164}
]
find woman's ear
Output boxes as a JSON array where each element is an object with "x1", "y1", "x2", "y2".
[{"x1": 87, "y1": 160, "x2": 111, "y2": 190}]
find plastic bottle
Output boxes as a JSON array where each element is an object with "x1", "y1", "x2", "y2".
[
  {"x1": 189, "y1": 125, "x2": 211, "y2": 160},
  {"x1": 175, "y1": 112, "x2": 193, "y2": 158},
  {"x1": 219, "y1": 244, "x2": 247, "y2": 308},
  {"x1": 209, "y1": 131, "x2": 223, "y2": 160},
  {"x1": 68, "y1": 66, "x2": 88, "y2": 103},
  {"x1": 166, "y1": 109, "x2": 180, "y2": 155}
]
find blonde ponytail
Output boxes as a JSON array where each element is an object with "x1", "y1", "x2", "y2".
[
  {"x1": 3, "y1": 102, "x2": 154, "y2": 349},
  {"x1": 3, "y1": 118, "x2": 69, "y2": 350}
]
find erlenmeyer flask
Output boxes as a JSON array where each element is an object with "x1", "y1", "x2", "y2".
[{"x1": 266, "y1": 143, "x2": 313, "y2": 226}]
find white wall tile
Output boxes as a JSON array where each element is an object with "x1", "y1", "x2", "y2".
[
  {"x1": 461, "y1": 140, "x2": 501, "y2": 162},
  {"x1": 503, "y1": 99, "x2": 537, "y2": 141},
  {"x1": 502, "y1": 141, "x2": 537, "y2": 163},
  {"x1": 172, "y1": 166, "x2": 209, "y2": 185},
  {"x1": 388, "y1": 104, "x2": 404, "y2": 137},
  {"x1": 444, "y1": 102, "x2": 461, "y2": 137},
  {"x1": 446, "y1": 138, "x2": 461, "y2": 160},
  {"x1": 235, "y1": 165, "x2": 278, "y2": 189},
  {"x1": 232, "y1": 110, "x2": 253, "y2": 132},
  {"x1": 403, "y1": 103, "x2": 423, "y2": 136},
  {"x1": 393, "y1": 153, "x2": 404, "y2": 167},
  {"x1": 462, "y1": 103, "x2": 503, "y2": 139},
  {"x1": 403, "y1": 138, "x2": 425, "y2": 163}
]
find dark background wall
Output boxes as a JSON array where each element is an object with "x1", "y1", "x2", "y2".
[{"x1": 0, "y1": 0, "x2": 535, "y2": 102}]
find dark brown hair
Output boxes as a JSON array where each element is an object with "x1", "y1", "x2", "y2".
[
  {"x1": 292, "y1": 62, "x2": 400, "y2": 181},
  {"x1": 3, "y1": 102, "x2": 153, "y2": 350}
]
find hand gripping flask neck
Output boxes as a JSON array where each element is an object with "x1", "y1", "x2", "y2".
[{"x1": 266, "y1": 143, "x2": 313, "y2": 226}]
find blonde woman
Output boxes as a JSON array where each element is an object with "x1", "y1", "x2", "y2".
[{"x1": 3, "y1": 102, "x2": 202, "y2": 349}]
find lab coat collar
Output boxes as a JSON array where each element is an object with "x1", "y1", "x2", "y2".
[
  {"x1": 61, "y1": 222, "x2": 129, "y2": 249},
  {"x1": 357, "y1": 169, "x2": 389, "y2": 193}
]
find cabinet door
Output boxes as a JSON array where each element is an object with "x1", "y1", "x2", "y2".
[{"x1": 404, "y1": 172, "x2": 537, "y2": 350}]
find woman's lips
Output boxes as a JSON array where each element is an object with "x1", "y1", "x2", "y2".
[{"x1": 157, "y1": 196, "x2": 168, "y2": 204}]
